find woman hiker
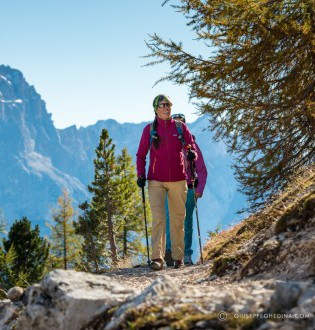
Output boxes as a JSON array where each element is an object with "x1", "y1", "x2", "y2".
[
  {"x1": 165, "y1": 113, "x2": 208, "y2": 266},
  {"x1": 136, "y1": 95, "x2": 197, "y2": 270}
]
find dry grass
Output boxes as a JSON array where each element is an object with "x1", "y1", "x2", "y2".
[{"x1": 203, "y1": 164, "x2": 315, "y2": 274}]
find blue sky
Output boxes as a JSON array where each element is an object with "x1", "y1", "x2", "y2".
[{"x1": 0, "y1": 0, "x2": 203, "y2": 128}]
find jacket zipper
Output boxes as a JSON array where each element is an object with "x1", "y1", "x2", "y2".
[{"x1": 152, "y1": 157, "x2": 157, "y2": 174}]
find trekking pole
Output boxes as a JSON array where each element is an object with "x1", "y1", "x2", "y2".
[
  {"x1": 141, "y1": 186, "x2": 151, "y2": 266},
  {"x1": 188, "y1": 147, "x2": 204, "y2": 265}
]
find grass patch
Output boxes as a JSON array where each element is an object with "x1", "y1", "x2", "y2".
[
  {"x1": 301, "y1": 193, "x2": 315, "y2": 220},
  {"x1": 274, "y1": 192, "x2": 315, "y2": 235},
  {"x1": 124, "y1": 306, "x2": 166, "y2": 329},
  {"x1": 211, "y1": 255, "x2": 239, "y2": 276},
  {"x1": 122, "y1": 304, "x2": 259, "y2": 330}
]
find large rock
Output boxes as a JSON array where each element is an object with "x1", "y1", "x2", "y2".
[{"x1": 15, "y1": 269, "x2": 135, "y2": 330}]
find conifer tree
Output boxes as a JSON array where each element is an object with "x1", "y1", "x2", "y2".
[
  {"x1": 75, "y1": 129, "x2": 122, "y2": 269},
  {"x1": 146, "y1": 0, "x2": 315, "y2": 208},
  {"x1": 115, "y1": 148, "x2": 148, "y2": 258},
  {"x1": 48, "y1": 189, "x2": 82, "y2": 270},
  {"x1": 3, "y1": 217, "x2": 49, "y2": 284},
  {"x1": 91, "y1": 129, "x2": 120, "y2": 264},
  {"x1": 74, "y1": 201, "x2": 109, "y2": 272}
]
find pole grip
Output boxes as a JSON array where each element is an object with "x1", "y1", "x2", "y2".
[{"x1": 142, "y1": 186, "x2": 145, "y2": 204}]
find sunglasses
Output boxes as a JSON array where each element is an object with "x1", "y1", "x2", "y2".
[
  {"x1": 172, "y1": 113, "x2": 186, "y2": 121},
  {"x1": 158, "y1": 102, "x2": 172, "y2": 108}
]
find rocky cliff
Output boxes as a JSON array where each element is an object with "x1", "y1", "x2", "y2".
[{"x1": 0, "y1": 65, "x2": 88, "y2": 228}]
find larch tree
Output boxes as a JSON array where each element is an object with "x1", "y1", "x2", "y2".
[
  {"x1": 48, "y1": 189, "x2": 82, "y2": 270},
  {"x1": 0, "y1": 211, "x2": 5, "y2": 237},
  {"x1": 146, "y1": 0, "x2": 315, "y2": 208},
  {"x1": 0, "y1": 212, "x2": 16, "y2": 296},
  {"x1": 0, "y1": 245, "x2": 18, "y2": 298}
]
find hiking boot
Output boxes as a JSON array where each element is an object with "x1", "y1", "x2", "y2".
[
  {"x1": 164, "y1": 250, "x2": 174, "y2": 267},
  {"x1": 174, "y1": 260, "x2": 183, "y2": 269},
  {"x1": 150, "y1": 259, "x2": 163, "y2": 271},
  {"x1": 184, "y1": 255, "x2": 193, "y2": 266}
]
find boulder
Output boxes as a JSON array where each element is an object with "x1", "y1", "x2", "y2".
[{"x1": 15, "y1": 269, "x2": 135, "y2": 330}]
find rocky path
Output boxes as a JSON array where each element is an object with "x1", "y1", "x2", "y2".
[
  {"x1": 102, "y1": 261, "x2": 315, "y2": 330},
  {"x1": 1, "y1": 265, "x2": 314, "y2": 330},
  {"x1": 105, "y1": 261, "x2": 221, "y2": 293}
]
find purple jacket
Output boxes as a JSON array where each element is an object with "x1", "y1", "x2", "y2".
[
  {"x1": 136, "y1": 117, "x2": 197, "y2": 182},
  {"x1": 185, "y1": 141, "x2": 207, "y2": 195}
]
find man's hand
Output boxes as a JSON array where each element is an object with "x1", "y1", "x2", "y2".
[
  {"x1": 137, "y1": 176, "x2": 146, "y2": 188},
  {"x1": 187, "y1": 149, "x2": 196, "y2": 161},
  {"x1": 195, "y1": 192, "x2": 203, "y2": 199}
]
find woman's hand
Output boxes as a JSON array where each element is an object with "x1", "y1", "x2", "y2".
[{"x1": 137, "y1": 176, "x2": 146, "y2": 188}]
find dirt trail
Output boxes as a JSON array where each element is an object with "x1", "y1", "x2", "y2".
[{"x1": 105, "y1": 261, "x2": 232, "y2": 293}]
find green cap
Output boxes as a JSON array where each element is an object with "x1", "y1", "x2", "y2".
[{"x1": 153, "y1": 94, "x2": 172, "y2": 111}]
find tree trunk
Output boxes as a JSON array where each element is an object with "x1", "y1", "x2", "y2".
[
  {"x1": 63, "y1": 219, "x2": 67, "y2": 270},
  {"x1": 107, "y1": 213, "x2": 118, "y2": 264}
]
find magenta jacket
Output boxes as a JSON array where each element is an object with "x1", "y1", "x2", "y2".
[
  {"x1": 136, "y1": 117, "x2": 197, "y2": 182},
  {"x1": 185, "y1": 141, "x2": 207, "y2": 195}
]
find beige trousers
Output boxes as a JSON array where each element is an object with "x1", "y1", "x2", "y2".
[{"x1": 148, "y1": 180, "x2": 187, "y2": 261}]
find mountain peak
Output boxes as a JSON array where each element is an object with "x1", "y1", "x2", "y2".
[{"x1": 0, "y1": 65, "x2": 37, "y2": 100}]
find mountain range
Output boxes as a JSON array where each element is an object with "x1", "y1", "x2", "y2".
[{"x1": 0, "y1": 65, "x2": 247, "y2": 254}]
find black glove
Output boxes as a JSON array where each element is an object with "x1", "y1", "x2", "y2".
[
  {"x1": 137, "y1": 176, "x2": 146, "y2": 188},
  {"x1": 187, "y1": 149, "x2": 196, "y2": 161}
]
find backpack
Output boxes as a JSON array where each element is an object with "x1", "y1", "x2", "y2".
[{"x1": 149, "y1": 120, "x2": 185, "y2": 148}]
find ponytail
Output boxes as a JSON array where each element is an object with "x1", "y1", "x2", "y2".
[{"x1": 152, "y1": 116, "x2": 160, "y2": 149}]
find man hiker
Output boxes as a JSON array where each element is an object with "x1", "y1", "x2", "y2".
[{"x1": 165, "y1": 113, "x2": 208, "y2": 266}]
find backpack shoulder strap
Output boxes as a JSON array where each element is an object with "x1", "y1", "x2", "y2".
[{"x1": 174, "y1": 120, "x2": 185, "y2": 147}]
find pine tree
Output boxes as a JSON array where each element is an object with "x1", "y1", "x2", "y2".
[
  {"x1": 3, "y1": 217, "x2": 49, "y2": 284},
  {"x1": 75, "y1": 129, "x2": 122, "y2": 270},
  {"x1": 47, "y1": 189, "x2": 82, "y2": 270},
  {"x1": 146, "y1": 0, "x2": 315, "y2": 208},
  {"x1": 91, "y1": 129, "x2": 121, "y2": 264},
  {"x1": 75, "y1": 201, "x2": 112, "y2": 272},
  {"x1": 115, "y1": 148, "x2": 149, "y2": 259}
]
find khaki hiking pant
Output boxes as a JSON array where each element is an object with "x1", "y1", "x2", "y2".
[{"x1": 148, "y1": 180, "x2": 187, "y2": 261}]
